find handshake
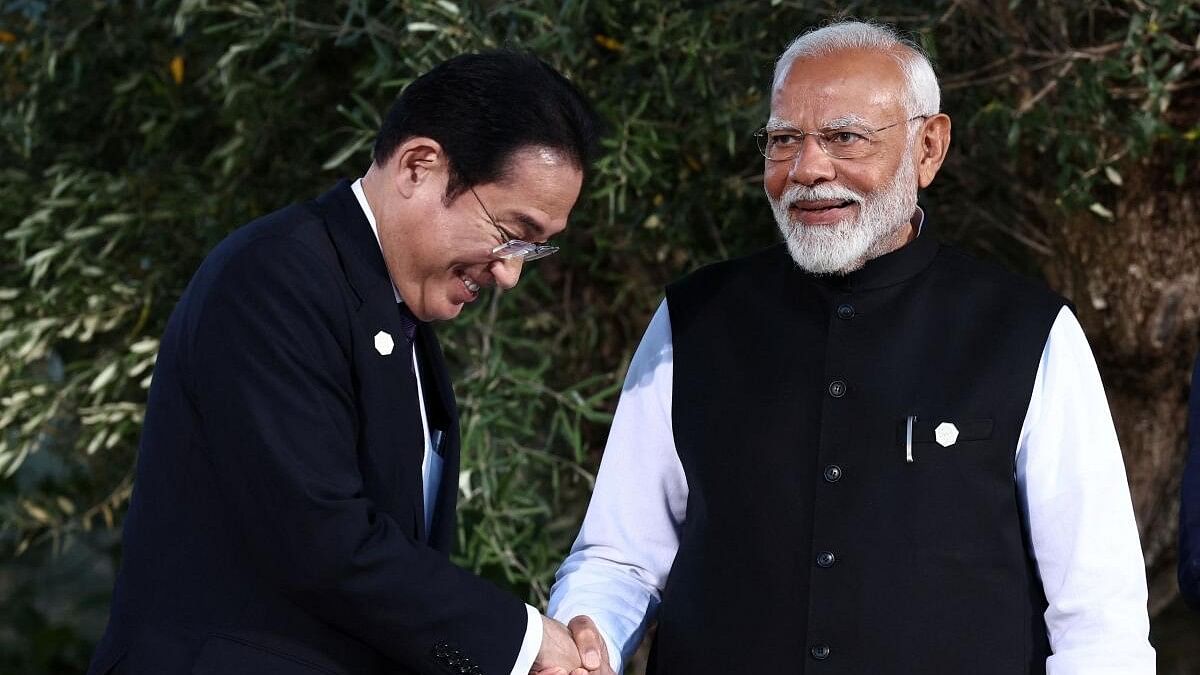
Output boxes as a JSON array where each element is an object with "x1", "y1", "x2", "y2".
[{"x1": 532, "y1": 614, "x2": 615, "y2": 675}]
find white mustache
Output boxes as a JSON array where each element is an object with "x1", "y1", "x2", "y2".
[{"x1": 779, "y1": 183, "x2": 864, "y2": 207}]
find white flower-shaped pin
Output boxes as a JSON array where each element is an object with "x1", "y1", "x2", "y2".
[
  {"x1": 374, "y1": 330, "x2": 394, "y2": 356},
  {"x1": 935, "y1": 422, "x2": 960, "y2": 447}
]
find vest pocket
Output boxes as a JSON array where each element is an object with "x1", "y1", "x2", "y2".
[{"x1": 896, "y1": 417, "x2": 994, "y2": 447}]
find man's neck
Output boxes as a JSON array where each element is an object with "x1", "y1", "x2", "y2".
[{"x1": 360, "y1": 164, "x2": 390, "y2": 227}]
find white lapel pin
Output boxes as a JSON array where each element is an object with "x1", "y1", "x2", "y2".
[
  {"x1": 374, "y1": 330, "x2": 394, "y2": 356},
  {"x1": 935, "y1": 421, "x2": 960, "y2": 447}
]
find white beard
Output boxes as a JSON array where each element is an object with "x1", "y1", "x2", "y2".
[{"x1": 768, "y1": 156, "x2": 919, "y2": 275}]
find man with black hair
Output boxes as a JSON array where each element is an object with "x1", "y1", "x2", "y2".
[{"x1": 88, "y1": 51, "x2": 601, "y2": 675}]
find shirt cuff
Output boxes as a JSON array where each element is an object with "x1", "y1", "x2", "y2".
[{"x1": 509, "y1": 604, "x2": 542, "y2": 675}]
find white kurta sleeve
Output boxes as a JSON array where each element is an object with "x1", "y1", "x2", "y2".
[
  {"x1": 547, "y1": 300, "x2": 687, "y2": 673},
  {"x1": 1016, "y1": 306, "x2": 1156, "y2": 674}
]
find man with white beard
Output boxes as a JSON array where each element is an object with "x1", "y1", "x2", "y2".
[{"x1": 538, "y1": 20, "x2": 1155, "y2": 675}]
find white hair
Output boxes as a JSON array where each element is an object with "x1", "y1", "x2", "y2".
[{"x1": 772, "y1": 21, "x2": 940, "y2": 117}]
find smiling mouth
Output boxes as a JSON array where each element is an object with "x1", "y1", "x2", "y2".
[
  {"x1": 794, "y1": 199, "x2": 856, "y2": 212},
  {"x1": 458, "y1": 273, "x2": 481, "y2": 294}
]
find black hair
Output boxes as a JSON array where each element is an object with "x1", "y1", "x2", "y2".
[{"x1": 372, "y1": 50, "x2": 603, "y2": 201}]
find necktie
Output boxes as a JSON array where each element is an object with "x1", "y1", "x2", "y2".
[
  {"x1": 398, "y1": 302, "x2": 444, "y2": 459},
  {"x1": 397, "y1": 302, "x2": 418, "y2": 344}
]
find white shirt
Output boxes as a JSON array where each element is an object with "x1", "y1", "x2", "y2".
[
  {"x1": 548, "y1": 299, "x2": 1156, "y2": 675},
  {"x1": 351, "y1": 179, "x2": 542, "y2": 675}
]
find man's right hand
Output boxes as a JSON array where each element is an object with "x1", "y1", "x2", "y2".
[
  {"x1": 532, "y1": 614, "x2": 584, "y2": 675},
  {"x1": 532, "y1": 615, "x2": 614, "y2": 675}
]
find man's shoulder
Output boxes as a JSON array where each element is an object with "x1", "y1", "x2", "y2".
[
  {"x1": 667, "y1": 242, "x2": 789, "y2": 295},
  {"x1": 206, "y1": 199, "x2": 334, "y2": 275},
  {"x1": 174, "y1": 195, "x2": 349, "y2": 330},
  {"x1": 931, "y1": 242, "x2": 1068, "y2": 311},
  {"x1": 185, "y1": 194, "x2": 349, "y2": 304}
]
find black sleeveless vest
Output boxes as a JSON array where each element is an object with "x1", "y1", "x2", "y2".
[{"x1": 651, "y1": 231, "x2": 1065, "y2": 674}]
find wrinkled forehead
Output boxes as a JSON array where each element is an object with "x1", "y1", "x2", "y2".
[{"x1": 769, "y1": 49, "x2": 908, "y2": 128}]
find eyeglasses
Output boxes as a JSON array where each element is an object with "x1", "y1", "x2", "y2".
[
  {"x1": 470, "y1": 187, "x2": 559, "y2": 262},
  {"x1": 754, "y1": 115, "x2": 929, "y2": 161}
]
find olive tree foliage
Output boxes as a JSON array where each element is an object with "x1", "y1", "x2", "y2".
[{"x1": 0, "y1": 0, "x2": 1197, "y2": 670}]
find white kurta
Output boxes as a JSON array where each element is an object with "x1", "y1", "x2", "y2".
[{"x1": 549, "y1": 300, "x2": 1155, "y2": 675}]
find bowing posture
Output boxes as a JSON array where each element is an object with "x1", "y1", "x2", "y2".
[{"x1": 90, "y1": 51, "x2": 601, "y2": 675}]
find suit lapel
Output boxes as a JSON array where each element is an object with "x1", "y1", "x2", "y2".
[
  {"x1": 313, "y1": 180, "x2": 391, "y2": 305},
  {"x1": 415, "y1": 322, "x2": 462, "y2": 551},
  {"x1": 310, "y1": 181, "x2": 445, "y2": 544}
]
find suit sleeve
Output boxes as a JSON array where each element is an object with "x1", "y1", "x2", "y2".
[
  {"x1": 1180, "y1": 354, "x2": 1200, "y2": 610},
  {"x1": 186, "y1": 234, "x2": 528, "y2": 674}
]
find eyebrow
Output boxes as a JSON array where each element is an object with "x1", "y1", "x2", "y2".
[
  {"x1": 509, "y1": 212, "x2": 549, "y2": 242},
  {"x1": 764, "y1": 113, "x2": 873, "y2": 132},
  {"x1": 764, "y1": 118, "x2": 798, "y2": 132},
  {"x1": 821, "y1": 113, "x2": 872, "y2": 129}
]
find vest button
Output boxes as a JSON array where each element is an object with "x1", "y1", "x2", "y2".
[
  {"x1": 816, "y1": 551, "x2": 836, "y2": 568},
  {"x1": 823, "y1": 464, "x2": 843, "y2": 482},
  {"x1": 828, "y1": 380, "x2": 847, "y2": 398},
  {"x1": 836, "y1": 303, "x2": 855, "y2": 319},
  {"x1": 810, "y1": 643, "x2": 831, "y2": 660}
]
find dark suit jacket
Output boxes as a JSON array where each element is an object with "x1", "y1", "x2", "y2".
[
  {"x1": 88, "y1": 181, "x2": 527, "y2": 675},
  {"x1": 1182, "y1": 353, "x2": 1200, "y2": 610}
]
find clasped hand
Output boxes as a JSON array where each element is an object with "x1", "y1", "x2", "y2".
[{"x1": 532, "y1": 615, "x2": 615, "y2": 675}]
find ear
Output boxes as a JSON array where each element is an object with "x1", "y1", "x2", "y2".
[
  {"x1": 914, "y1": 113, "x2": 952, "y2": 189},
  {"x1": 387, "y1": 137, "x2": 447, "y2": 199}
]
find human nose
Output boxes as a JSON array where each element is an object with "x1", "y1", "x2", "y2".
[
  {"x1": 787, "y1": 133, "x2": 836, "y2": 186},
  {"x1": 489, "y1": 256, "x2": 524, "y2": 290}
]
